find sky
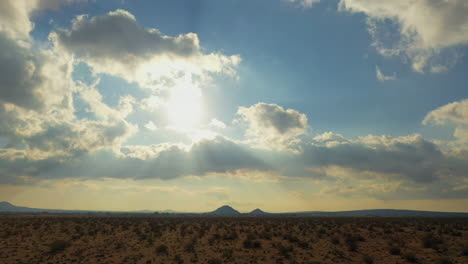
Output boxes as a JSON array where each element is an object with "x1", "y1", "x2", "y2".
[{"x1": 0, "y1": 0, "x2": 468, "y2": 213}]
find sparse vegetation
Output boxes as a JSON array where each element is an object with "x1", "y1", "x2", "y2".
[
  {"x1": 48, "y1": 240, "x2": 69, "y2": 254},
  {"x1": 404, "y1": 252, "x2": 418, "y2": 263},
  {"x1": 155, "y1": 244, "x2": 168, "y2": 255},
  {"x1": 389, "y1": 246, "x2": 401, "y2": 255},
  {"x1": 422, "y1": 233, "x2": 444, "y2": 249},
  {"x1": 362, "y1": 255, "x2": 373, "y2": 264},
  {"x1": 0, "y1": 216, "x2": 466, "y2": 263}
]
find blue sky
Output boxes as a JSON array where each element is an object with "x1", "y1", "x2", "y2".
[{"x1": 0, "y1": 0, "x2": 468, "y2": 212}]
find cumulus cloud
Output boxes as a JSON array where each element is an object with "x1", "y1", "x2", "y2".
[
  {"x1": 237, "y1": 103, "x2": 308, "y2": 150},
  {"x1": 0, "y1": 136, "x2": 268, "y2": 182},
  {"x1": 423, "y1": 99, "x2": 468, "y2": 126},
  {"x1": 144, "y1": 121, "x2": 158, "y2": 131},
  {"x1": 1, "y1": 125, "x2": 467, "y2": 200},
  {"x1": 287, "y1": 0, "x2": 321, "y2": 8},
  {"x1": 0, "y1": 38, "x2": 134, "y2": 160},
  {"x1": 423, "y1": 99, "x2": 468, "y2": 148},
  {"x1": 376, "y1": 66, "x2": 396, "y2": 82},
  {"x1": 0, "y1": 31, "x2": 76, "y2": 113},
  {"x1": 0, "y1": 31, "x2": 77, "y2": 146},
  {"x1": 0, "y1": 0, "x2": 82, "y2": 39},
  {"x1": 209, "y1": 118, "x2": 227, "y2": 129},
  {"x1": 0, "y1": 34, "x2": 43, "y2": 109},
  {"x1": 303, "y1": 133, "x2": 457, "y2": 183},
  {"x1": 52, "y1": 9, "x2": 241, "y2": 89},
  {"x1": 0, "y1": 6, "x2": 137, "y2": 161},
  {"x1": 338, "y1": 0, "x2": 468, "y2": 73}
]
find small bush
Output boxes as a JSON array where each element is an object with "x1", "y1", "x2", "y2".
[
  {"x1": 363, "y1": 255, "x2": 373, "y2": 264},
  {"x1": 346, "y1": 239, "x2": 357, "y2": 252},
  {"x1": 422, "y1": 234, "x2": 443, "y2": 249},
  {"x1": 403, "y1": 252, "x2": 417, "y2": 263},
  {"x1": 331, "y1": 237, "x2": 340, "y2": 245},
  {"x1": 48, "y1": 240, "x2": 69, "y2": 254},
  {"x1": 389, "y1": 246, "x2": 401, "y2": 255},
  {"x1": 243, "y1": 239, "x2": 261, "y2": 249},
  {"x1": 276, "y1": 244, "x2": 293, "y2": 259},
  {"x1": 463, "y1": 246, "x2": 468, "y2": 256},
  {"x1": 221, "y1": 248, "x2": 233, "y2": 260},
  {"x1": 155, "y1": 244, "x2": 168, "y2": 255},
  {"x1": 207, "y1": 258, "x2": 221, "y2": 264},
  {"x1": 173, "y1": 254, "x2": 184, "y2": 264},
  {"x1": 438, "y1": 258, "x2": 453, "y2": 264}
]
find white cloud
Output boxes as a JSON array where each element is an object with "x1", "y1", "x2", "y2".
[
  {"x1": 423, "y1": 99, "x2": 468, "y2": 149},
  {"x1": 423, "y1": 99, "x2": 468, "y2": 126},
  {"x1": 338, "y1": 0, "x2": 468, "y2": 73},
  {"x1": 0, "y1": 0, "x2": 83, "y2": 40},
  {"x1": 52, "y1": 9, "x2": 241, "y2": 90},
  {"x1": 237, "y1": 103, "x2": 308, "y2": 150},
  {"x1": 144, "y1": 121, "x2": 158, "y2": 131},
  {"x1": 376, "y1": 66, "x2": 396, "y2": 82},
  {"x1": 0, "y1": 5, "x2": 138, "y2": 161},
  {"x1": 0, "y1": 32, "x2": 76, "y2": 112},
  {"x1": 209, "y1": 118, "x2": 227, "y2": 129},
  {"x1": 288, "y1": 0, "x2": 320, "y2": 8}
]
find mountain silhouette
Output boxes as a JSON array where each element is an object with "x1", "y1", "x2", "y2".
[
  {"x1": 208, "y1": 205, "x2": 241, "y2": 215},
  {"x1": 247, "y1": 208, "x2": 269, "y2": 215},
  {"x1": 1, "y1": 202, "x2": 468, "y2": 217},
  {"x1": 0, "y1": 201, "x2": 42, "y2": 212}
]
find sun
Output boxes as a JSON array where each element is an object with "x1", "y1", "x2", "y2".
[{"x1": 166, "y1": 79, "x2": 202, "y2": 130}]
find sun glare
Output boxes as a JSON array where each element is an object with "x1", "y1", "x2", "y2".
[{"x1": 167, "y1": 79, "x2": 202, "y2": 130}]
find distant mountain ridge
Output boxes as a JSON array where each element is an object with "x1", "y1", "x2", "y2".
[
  {"x1": 1, "y1": 202, "x2": 467, "y2": 217},
  {"x1": 0, "y1": 201, "x2": 45, "y2": 212}
]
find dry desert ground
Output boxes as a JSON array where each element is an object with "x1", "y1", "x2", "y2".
[{"x1": 0, "y1": 215, "x2": 467, "y2": 264}]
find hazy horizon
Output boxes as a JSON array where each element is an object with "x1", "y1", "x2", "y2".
[
  {"x1": 3, "y1": 200, "x2": 468, "y2": 214},
  {"x1": 1, "y1": 0, "x2": 468, "y2": 213}
]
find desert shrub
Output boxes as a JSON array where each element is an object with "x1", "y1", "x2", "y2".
[
  {"x1": 259, "y1": 231, "x2": 272, "y2": 240},
  {"x1": 223, "y1": 230, "x2": 238, "y2": 240},
  {"x1": 331, "y1": 237, "x2": 340, "y2": 245},
  {"x1": 48, "y1": 240, "x2": 69, "y2": 254},
  {"x1": 403, "y1": 252, "x2": 417, "y2": 263},
  {"x1": 463, "y1": 246, "x2": 468, "y2": 256},
  {"x1": 345, "y1": 236, "x2": 358, "y2": 252},
  {"x1": 284, "y1": 234, "x2": 299, "y2": 243},
  {"x1": 221, "y1": 248, "x2": 233, "y2": 260},
  {"x1": 438, "y1": 258, "x2": 453, "y2": 264},
  {"x1": 243, "y1": 238, "x2": 261, "y2": 249},
  {"x1": 276, "y1": 243, "x2": 293, "y2": 259},
  {"x1": 422, "y1": 233, "x2": 443, "y2": 249},
  {"x1": 362, "y1": 255, "x2": 373, "y2": 264},
  {"x1": 297, "y1": 240, "x2": 308, "y2": 249},
  {"x1": 174, "y1": 254, "x2": 184, "y2": 264},
  {"x1": 184, "y1": 239, "x2": 196, "y2": 253},
  {"x1": 207, "y1": 258, "x2": 221, "y2": 264},
  {"x1": 155, "y1": 244, "x2": 168, "y2": 255},
  {"x1": 389, "y1": 246, "x2": 401, "y2": 255}
]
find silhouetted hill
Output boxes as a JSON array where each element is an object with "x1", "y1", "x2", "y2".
[
  {"x1": 0, "y1": 201, "x2": 43, "y2": 212},
  {"x1": 0, "y1": 202, "x2": 156, "y2": 214},
  {"x1": 208, "y1": 205, "x2": 241, "y2": 215},
  {"x1": 1, "y1": 202, "x2": 467, "y2": 217},
  {"x1": 247, "y1": 208, "x2": 269, "y2": 215}
]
